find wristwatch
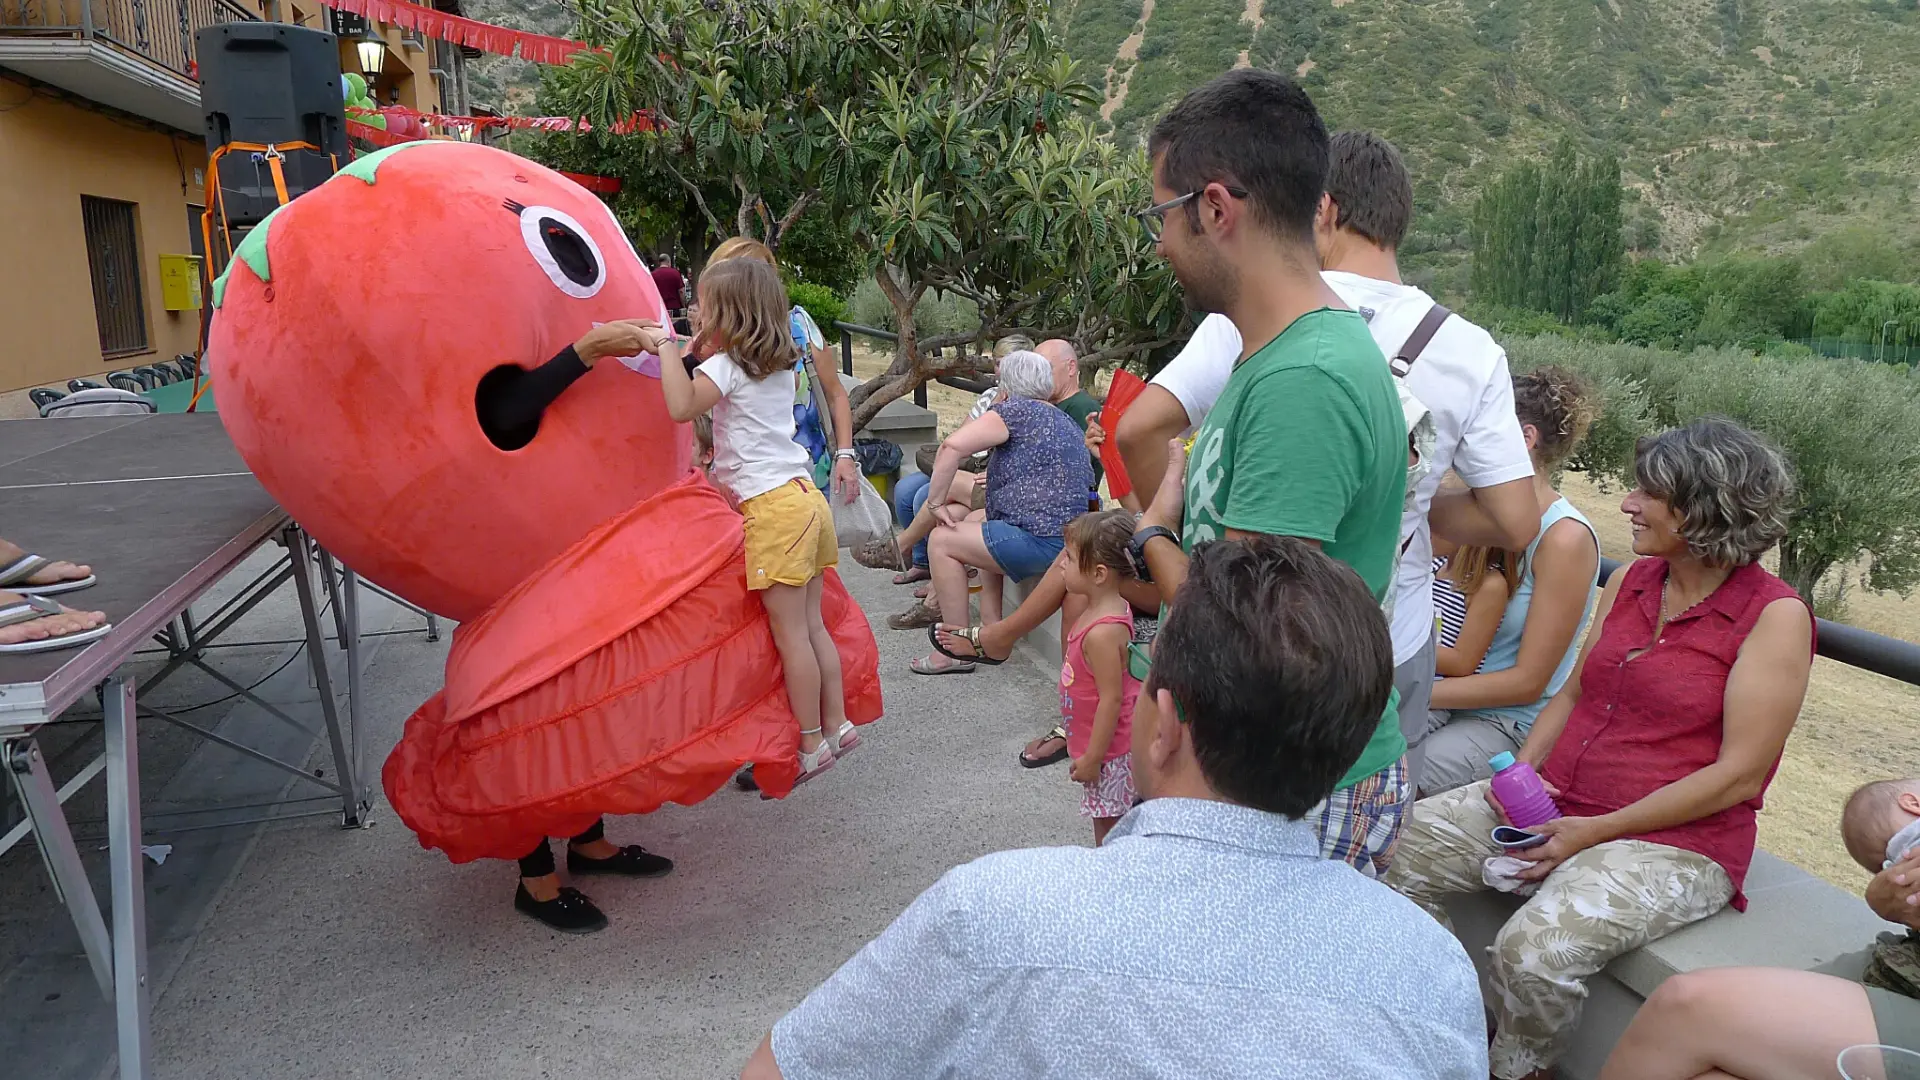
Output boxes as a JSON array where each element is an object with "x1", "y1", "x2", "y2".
[
  {"x1": 1127, "y1": 525, "x2": 1178, "y2": 582},
  {"x1": 833, "y1": 448, "x2": 857, "y2": 461}
]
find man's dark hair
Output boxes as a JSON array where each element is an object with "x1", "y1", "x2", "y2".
[
  {"x1": 1151, "y1": 536, "x2": 1393, "y2": 819},
  {"x1": 1146, "y1": 69, "x2": 1328, "y2": 246},
  {"x1": 1326, "y1": 131, "x2": 1414, "y2": 250}
]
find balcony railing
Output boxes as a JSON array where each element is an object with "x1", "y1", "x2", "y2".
[{"x1": 0, "y1": 0, "x2": 260, "y2": 79}]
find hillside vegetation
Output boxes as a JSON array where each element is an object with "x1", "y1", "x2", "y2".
[
  {"x1": 466, "y1": 0, "x2": 1920, "y2": 297},
  {"x1": 1055, "y1": 0, "x2": 1920, "y2": 293}
]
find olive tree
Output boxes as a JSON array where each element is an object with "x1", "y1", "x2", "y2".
[{"x1": 546, "y1": 0, "x2": 1185, "y2": 428}]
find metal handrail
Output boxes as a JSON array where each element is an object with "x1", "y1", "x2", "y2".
[
  {"x1": 834, "y1": 321, "x2": 1000, "y2": 408},
  {"x1": 1597, "y1": 557, "x2": 1920, "y2": 686}
]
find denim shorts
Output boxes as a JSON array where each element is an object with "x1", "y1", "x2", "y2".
[{"x1": 980, "y1": 520, "x2": 1065, "y2": 580}]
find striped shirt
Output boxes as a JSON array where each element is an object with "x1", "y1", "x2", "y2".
[{"x1": 1433, "y1": 556, "x2": 1471, "y2": 652}]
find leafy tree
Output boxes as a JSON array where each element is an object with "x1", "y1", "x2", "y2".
[
  {"x1": 1799, "y1": 225, "x2": 1915, "y2": 293},
  {"x1": 1808, "y1": 279, "x2": 1920, "y2": 352},
  {"x1": 1510, "y1": 336, "x2": 1920, "y2": 608},
  {"x1": 1616, "y1": 293, "x2": 1697, "y2": 348},
  {"x1": 548, "y1": 0, "x2": 1184, "y2": 427},
  {"x1": 1470, "y1": 139, "x2": 1624, "y2": 324}
]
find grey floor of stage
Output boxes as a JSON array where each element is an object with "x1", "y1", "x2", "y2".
[{"x1": 3, "y1": 557, "x2": 1078, "y2": 1080}]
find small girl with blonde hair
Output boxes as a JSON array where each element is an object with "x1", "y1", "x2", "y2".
[{"x1": 635, "y1": 257, "x2": 854, "y2": 788}]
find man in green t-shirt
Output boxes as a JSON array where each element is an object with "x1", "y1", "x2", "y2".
[{"x1": 1132, "y1": 69, "x2": 1412, "y2": 879}]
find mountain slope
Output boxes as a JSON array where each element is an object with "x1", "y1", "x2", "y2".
[
  {"x1": 1059, "y1": 0, "x2": 1920, "y2": 291},
  {"x1": 460, "y1": 0, "x2": 1920, "y2": 294}
]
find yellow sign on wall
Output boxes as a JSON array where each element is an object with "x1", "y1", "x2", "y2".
[{"x1": 159, "y1": 254, "x2": 202, "y2": 312}]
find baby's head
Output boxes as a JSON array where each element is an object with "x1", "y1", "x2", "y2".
[
  {"x1": 1841, "y1": 778, "x2": 1920, "y2": 872},
  {"x1": 692, "y1": 413, "x2": 715, "y2": 472}
]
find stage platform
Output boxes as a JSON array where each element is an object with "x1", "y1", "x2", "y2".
[{"x1": 0, "y1": 413, "x2": 411, "y2": 1080}]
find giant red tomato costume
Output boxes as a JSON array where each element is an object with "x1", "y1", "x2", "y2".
[{"x1": 208, "y1": 142, "x2": 882, "y2": 862}]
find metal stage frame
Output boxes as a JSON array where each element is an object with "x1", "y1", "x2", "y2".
[{"x1": 0, "y1": 414, "x2": 438, "y2": 1080}]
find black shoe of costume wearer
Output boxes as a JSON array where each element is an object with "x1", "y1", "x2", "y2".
[
  {"x1": 566, "y1": 843, "x2": 674, "y2": 877},
  {"x1": 514, "y1": 883, "x2": 608, "y2": 934},
  {"x1": 734, "y1": 765, "x2": 760, "y2": 792}
]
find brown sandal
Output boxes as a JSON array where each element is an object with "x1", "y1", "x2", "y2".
[{"x1": 1020, "y1": 726, "x2": 1070, "y2": 768}]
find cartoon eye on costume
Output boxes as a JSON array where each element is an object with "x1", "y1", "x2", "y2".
[{"x1": 505, "y1": 199, "x2": 605, "y2": 298}]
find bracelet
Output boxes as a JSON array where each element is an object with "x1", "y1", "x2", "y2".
[{"x1": 833, "y1": 448, "x2": 858, "y2": 461}]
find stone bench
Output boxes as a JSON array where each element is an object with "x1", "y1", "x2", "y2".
[
  {"x1": 1444, "y1": 850, "x2": 1890, "y2": 1078},
  {"x1": 850, "y1": 379, "x2": 939, "y2": 478},
  {"x1": 998, "y1": 590, "x2": 1891, "y2": 1077}
]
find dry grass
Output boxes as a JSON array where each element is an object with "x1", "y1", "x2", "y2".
[{"x1": 1558, "y1": 472, "x2": 1920, "y2": 891}]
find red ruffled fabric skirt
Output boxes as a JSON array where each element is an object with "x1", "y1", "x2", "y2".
[{"x1": 382, "y1": 473, "x2": 883, "y2": 863}]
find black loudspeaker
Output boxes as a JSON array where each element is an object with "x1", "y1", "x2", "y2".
[{"x1": 196, "y1": 22, "x2": 348, "y2": 228}]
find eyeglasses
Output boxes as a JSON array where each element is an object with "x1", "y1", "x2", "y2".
[
  {"x1": 1127, "y1": 641, "x2": 1188, "y2": 724},
  {"x1": 1136, "y1": 186, "x2": 1249, "y2": 242}
]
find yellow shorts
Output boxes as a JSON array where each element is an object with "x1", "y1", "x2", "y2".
[{"x1": 739, "y1": 478, "x2": 838, "y2": 591}]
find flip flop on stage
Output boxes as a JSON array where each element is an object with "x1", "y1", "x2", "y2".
[
  {"x1": 0, "y1": 552, "x2": 97, "y2": 596},
  {"x1": 0, "y1": 593, "x2": 112, "y2": 654}
]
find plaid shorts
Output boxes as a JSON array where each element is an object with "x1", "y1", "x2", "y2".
[{"x1": 1314, "y1": 755, "x2": 1411, "y2": 880}]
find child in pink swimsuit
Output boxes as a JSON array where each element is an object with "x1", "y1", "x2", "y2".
[{"x1": 1058, "y1": 510, "x2": 1144, "y2": 844}]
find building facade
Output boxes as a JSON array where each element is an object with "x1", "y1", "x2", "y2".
[{"x1": 0, "y1": 0, "x2": 473, "y2": 394}]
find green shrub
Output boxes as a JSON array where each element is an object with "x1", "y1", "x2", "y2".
[
  {"x1": 787, "y1": 282, "x2": 847, "y2": 337},
  {"x1": 1506, "y1": 336, "x2": 1654, "y2": 488},
  {"x1": 846, "y1": 277, "x2": 982, "y2": 337},
  {"x1": 1506, "y1": 334, "x2": 1920, "y2": 603},
  {"x1": 1618, "y1": 294, "x2": 1698, "y2": 348}
]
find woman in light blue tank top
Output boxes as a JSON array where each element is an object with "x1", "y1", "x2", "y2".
[{"x1": 1420, "y1": 368, "x2": 1602, "y2": 797}]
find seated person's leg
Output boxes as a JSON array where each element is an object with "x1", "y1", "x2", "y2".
[
  {"x1": 912, "y1": 521, "x2": 1006, "y2": 672},
  {"x1": 1381, "y1": 781, "x2": 1504, "y2": 923},
  {"x1": 1417, "y1": 713, "x2": 1526, "y2": 799},
  {"x1": 1599, "y1": 967, "x2": 1884, "y2": 1080},
  {"x1": 978, "y1": 568, "x2": 1005, "y2": 625},
  {"x1": 935, "y1": 552, "x2": 1072, "y2": 662},
  {"x1": 892, "y1": 471, "x2": 930, "y2": 530},
  {"x1": 1486, "y1": 839, "x2": 1733, "y2": 1080}
]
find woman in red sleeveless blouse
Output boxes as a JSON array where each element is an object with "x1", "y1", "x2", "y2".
[{"x1": 1386, "y1": 418, "x2": 1814, "y2": 1080}]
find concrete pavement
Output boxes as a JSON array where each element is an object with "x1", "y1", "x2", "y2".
[{"x1": 114, "y1": 560, "x2": 1073, "y2": 1079}]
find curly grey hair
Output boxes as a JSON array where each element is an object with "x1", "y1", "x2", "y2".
[
  {"x1": 1633, "y1": 417, "x2": 1794, "y2": 567},
  {"x1": 997, "y1": 350, "x2": 1057, "y2": 402}
]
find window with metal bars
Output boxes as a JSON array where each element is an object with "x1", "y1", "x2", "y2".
[{"x1": 81, "y1": 195, "x2": 150, "y2": 358}]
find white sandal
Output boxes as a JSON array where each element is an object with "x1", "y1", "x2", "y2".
[
  {"x1": 828, "y1": 721, "x2": 861, "y2": 757},
  {"x1": 0, "y1": 554, "x2": 96, "y2": 597},
  {"x1": 0, "y1": 594, "x2": 112, "y2": 654}
]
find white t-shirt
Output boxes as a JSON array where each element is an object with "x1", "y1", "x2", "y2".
[
  {"x1": 1147, "y1": 274, "x2": 1533, "y2": 665},
  {"x1": 697, "y1": 351, "x2": 814, "y2": 502}
]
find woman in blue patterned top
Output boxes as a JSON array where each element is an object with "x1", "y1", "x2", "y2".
[{"x1": 911, "y1": 350, "x2": 1094, "y2": 674}]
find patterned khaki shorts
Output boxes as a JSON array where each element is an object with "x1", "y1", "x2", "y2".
[
  {"x1": 739, "y1": 478, "x2": 838, "y2": 591},
  {"x1": 1385, "y1": 780, "x2": 1734, "y2": 1079},
  {"x1": 1080, "y1": 755, "x2": 1136, "y2": 819}
]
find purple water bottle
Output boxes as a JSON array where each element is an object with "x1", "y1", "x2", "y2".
[{"x1": 1488, "y1": 751, "x2": 1562, "y2": 829}]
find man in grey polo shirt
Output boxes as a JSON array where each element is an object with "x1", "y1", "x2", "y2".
[{"x1": 742, "y1": 537, "x2": 1485, "y2": 1080}]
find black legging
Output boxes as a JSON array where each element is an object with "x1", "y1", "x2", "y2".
[{"x1": 517, "y1": 818, "x2": 606, "y2": 877}]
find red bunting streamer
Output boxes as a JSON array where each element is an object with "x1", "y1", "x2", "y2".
[
  {"x1": 343, "y1": 117, "x2": 622, "y2": 193},
  {"x1": 373, "y1": 104, "x2": 658, "y2": 135},
  {"x1": 325, "y1": 0, "x2": 598, "y2": 65}
]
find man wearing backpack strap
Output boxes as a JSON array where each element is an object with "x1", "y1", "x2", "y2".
[
  {"x1": 967, "y1": 130, "x2": 1539, "y2": 811},
  {"x1": 1315, "y1": 133, "x2": 1539, "y2": 793}
]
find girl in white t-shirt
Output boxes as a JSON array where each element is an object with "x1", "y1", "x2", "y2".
[{"x1": 637, "y1": 257, "x2": 854, "y2": 788}]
